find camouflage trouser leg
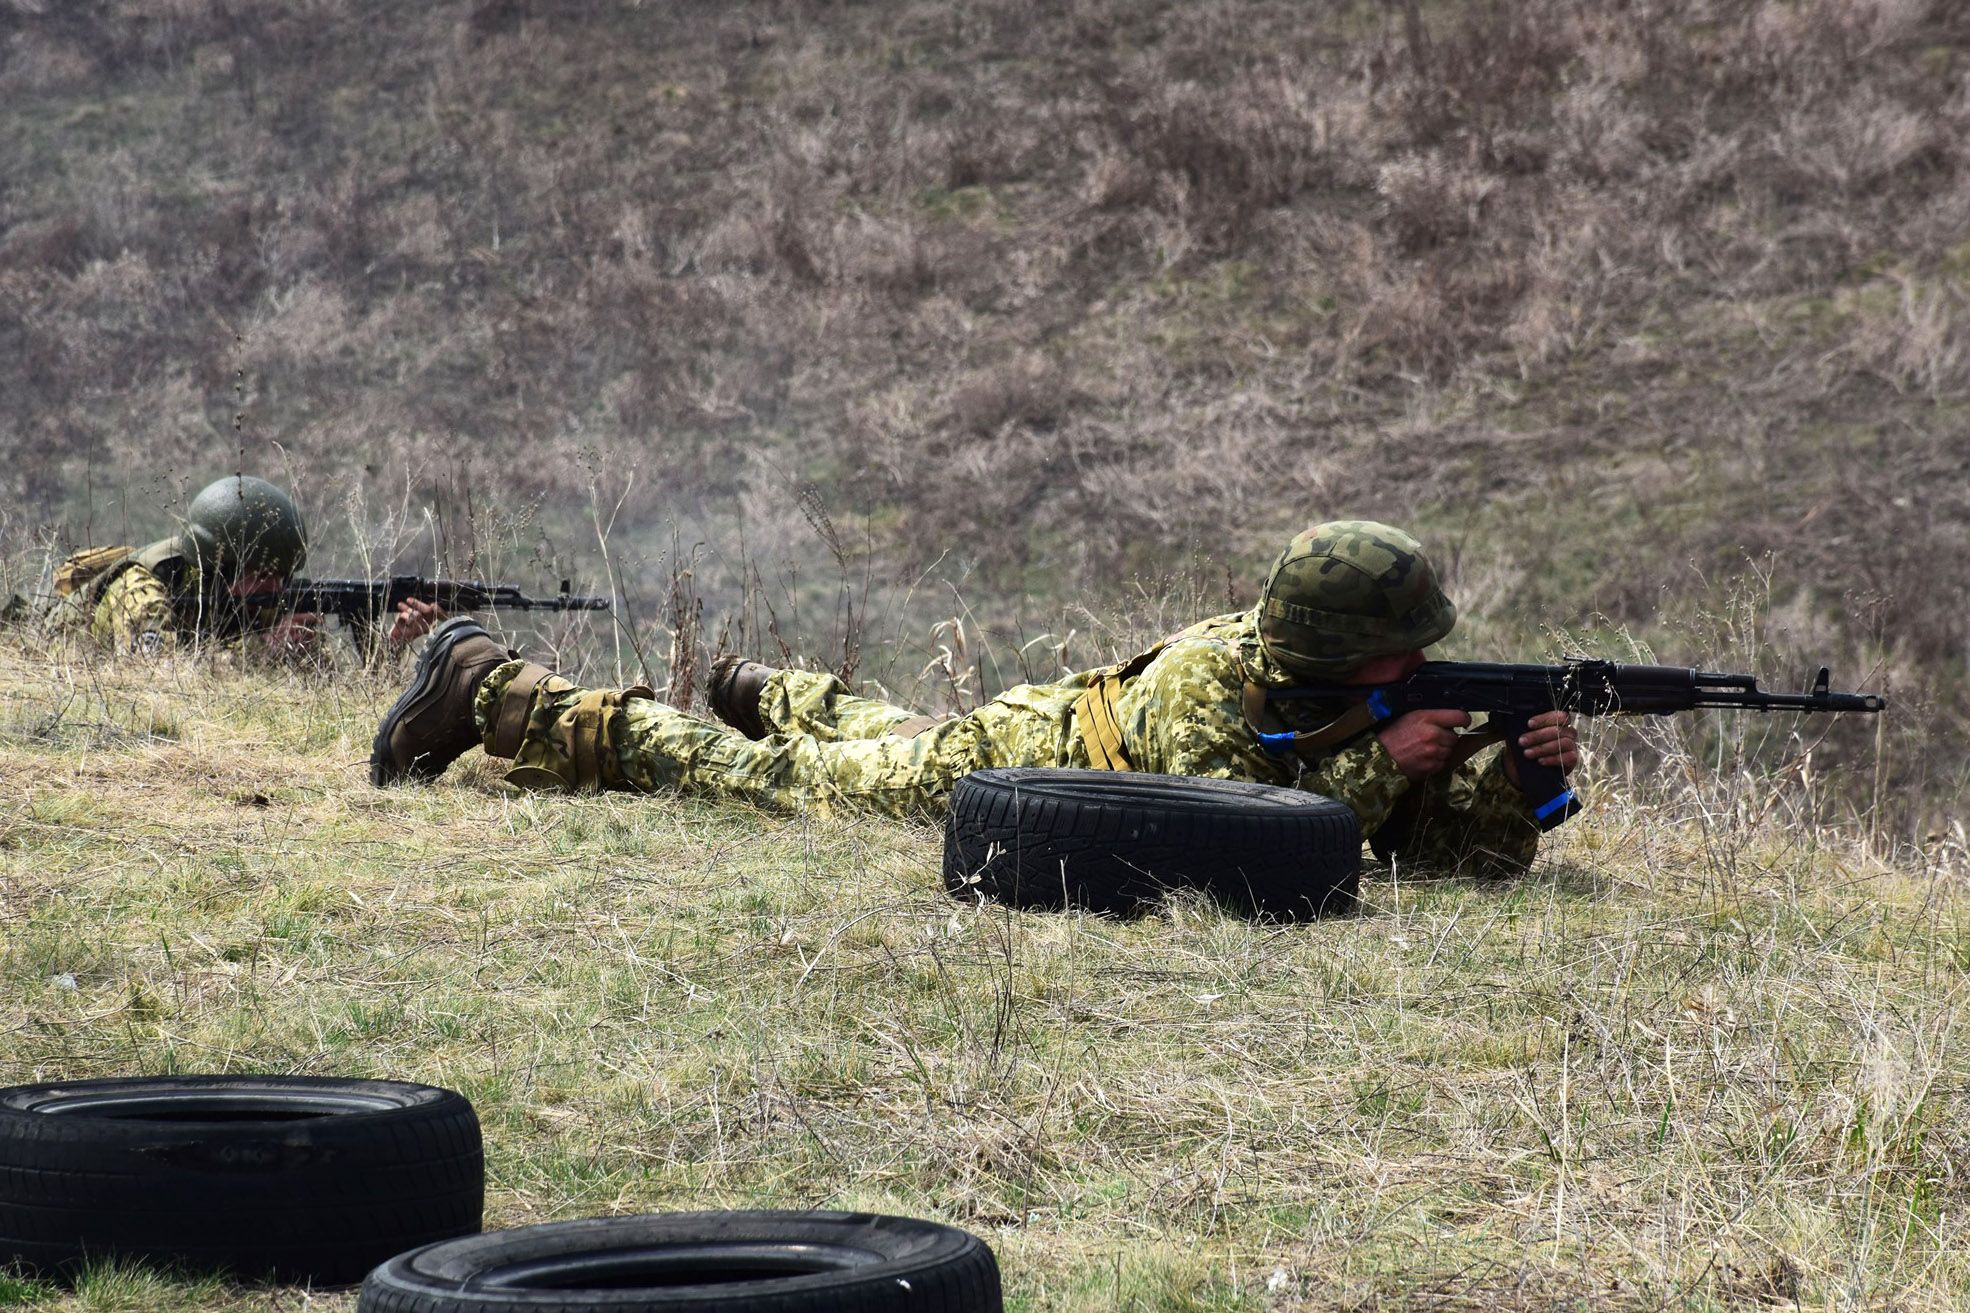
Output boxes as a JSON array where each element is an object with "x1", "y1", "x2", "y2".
[
  {"x1": 759, "y1": 669, "x2": 926, "y2": 741},
  {"x1": 474, "y1": 660, "x2": 992, "y2": 821}
]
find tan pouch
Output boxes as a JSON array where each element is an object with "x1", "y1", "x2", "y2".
[
  {"x1": 488, "y1": 663, "x2": 554, "y2": 759},
  {"x1": 1068, "y1": 641, "x2": 1168, "y2": 771},
  {"x1": 52, "y1": 546, "x2": 135, "y2": 599},
  {"x1": 505, "y1": 683, "x2": 654, "y2": 792}
]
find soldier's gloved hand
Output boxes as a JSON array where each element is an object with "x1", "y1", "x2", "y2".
[
  {"x1": 388, "y1": 598, "x2": 448, "y2": 650},
  {"x1": 1377, "y1": 709, "x2": 1472, "y2": 781}
]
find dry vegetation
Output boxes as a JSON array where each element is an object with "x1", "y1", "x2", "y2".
[
  {"x1": 1, "y1": 636, "x2": 1967, "y2": 1312},
  {"x1": 1, "y1": 4, "x2": 1968, "y2": 1303},
  {"x1": 0, "y1": 0, "x2": 1965, "y2": 839}
]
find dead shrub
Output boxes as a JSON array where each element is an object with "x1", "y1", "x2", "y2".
[
  {"x1": 1094, "y1": 71, "x2": 1328, "y2": 254},
  {"x1": 946, "y1": 357, "x2": 1068, "y2": 438},
  {"x1": 1550, "y1": 78, "x2": 1650, "y2": 184},
  {"x1": 941, "y1": 115, "x2": 1038, "y2": 190},
  {"x1": 1383, "y1": 0, "x2": 1579, "y2": 150},
  {"x1": 1846, "y1": 275, "x2": 1970, "y2": 401},
  {"x1": 0, "y1": 215, "x2": 95, "y2": 274},
  {"x1": 1374, "y1": 153, "x2": 1501, "y2": 253},
  {"x1": 1082, "y1": 148, "x2": 1158, "y2": 212},
  {"x1": 835, "y1": 211, "x2": 936, "y2": 295},
  {"x1": 1346, "y1": 265, "x2": 1461, "y2": 379},
  {"x1": 0, "y1": 30, "x2": 98, "y2": 95},
  {"x1": 1502, "y1": 196, "x2": 1632, "y2": 368},
  {"x1": 1773, "y1": 92, "x2": 1939, "y2": 197},
  {"x1": 467, "y1": 0, "x2": 528, "y2": 41},
  {"x1": 1752, "y1": 0, "x2": 1933, "y2": 73},
  {"x1": 765, "y1": 201, "x2": 825, "y2": 286}
]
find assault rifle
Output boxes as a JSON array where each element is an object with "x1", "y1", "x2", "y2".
[
  {"x1": 242, "y1": 575, "x2": 610, "y2": 638},
  {"x1": 1261, "y1": 661, "x2": 1886, "y2": 832}
]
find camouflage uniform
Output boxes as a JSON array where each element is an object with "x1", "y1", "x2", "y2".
[
  {"x1": 41, "y1": 542, "x2": 282, "y2": 655},
  {"x1": 472, "y1": 604, "x2": 1540, "y2": 873},
  {"x1": 38, "y1": 478, "x2": 308, "y2": 656}
]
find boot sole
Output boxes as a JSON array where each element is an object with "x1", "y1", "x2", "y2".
[{"x1": 369, "y1": 621, "x2": 492, "y2": 787}]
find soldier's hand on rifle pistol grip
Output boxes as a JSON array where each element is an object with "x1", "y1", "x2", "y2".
[{"x1": 1377, "y1": 709, "x2": 1474, "y2": 781}]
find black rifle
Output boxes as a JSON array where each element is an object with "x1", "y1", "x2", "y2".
[
  {"x1": 244, "y1": 575, "x2": 611, "y2": 638},
  {"x1": 1261, "y1": 661, "x2": 1886, "y2": 832}
]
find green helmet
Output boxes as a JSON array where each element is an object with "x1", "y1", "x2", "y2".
[
  {"x1": 1257, "y1": 520, "x2": 1456, "y2": 679},
  {"x1": 179, "y1": 476, "x2": 308, "y2": 582}
]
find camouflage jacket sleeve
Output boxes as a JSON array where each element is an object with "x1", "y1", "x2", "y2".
[
  {"x1": 92, "y1": 566, "x2": 178, "y2": 654},
  {"x1": 1359, "y1": 747, "x2": 1541, "y2": 878}
]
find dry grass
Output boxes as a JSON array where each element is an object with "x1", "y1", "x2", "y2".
[
  {"x1": 0, "y1": 630, "x2": 1965, "y2": 1311},
  {"x1": 4, "y1": 0, "x2": 1968, "y2": 839}
]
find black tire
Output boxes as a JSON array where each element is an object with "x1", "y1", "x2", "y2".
[
  {"x1": 943, "y1": 768, "x2": 1360, "y2": 918},
  {"x1": 357, "y1": 1210, "x2": 1002, "y2": 1313},
  {"x1": 0, "y1": 1075, "x2": 483, "y2": 1284}
]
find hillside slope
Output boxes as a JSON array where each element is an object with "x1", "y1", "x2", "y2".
[{"x1": 1, "y1": 0, "x2": 1963, "y2": 833}]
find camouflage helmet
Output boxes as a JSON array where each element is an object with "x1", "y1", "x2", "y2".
[
  {"x1": 179, "y1": 476, "x2": 307, "y2": 581},
  {"x1": 1257, "y1": 520, "x2": 1456, "y2": 678}
]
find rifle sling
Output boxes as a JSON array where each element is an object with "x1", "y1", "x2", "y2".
[{"x1": 1239, "y1": 673, "x2": 1384, "y2": 763}]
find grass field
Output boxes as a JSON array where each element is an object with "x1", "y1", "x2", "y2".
[
  {"x1": 5, "y1": 2, "x2": 1966, "y2": 1305},
  {"x1": 1, "y1": 636, "x2": 1963, "y2": 1311}
]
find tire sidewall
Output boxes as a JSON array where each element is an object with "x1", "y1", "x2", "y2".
[
  {"x1": 944, "y1": 768, "x2": 1360, "y2": 918},
  {"x1": 0, "y1": 1075, "x2": 484, "y2": 1284},
  {"x1": 360, "y1": 1210, "x2": 1001, "y2": 1313}
]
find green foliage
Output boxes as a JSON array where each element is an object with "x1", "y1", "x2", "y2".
[{"x1": 0, "y1": 1269, "x2": 52, "y2": 1308}]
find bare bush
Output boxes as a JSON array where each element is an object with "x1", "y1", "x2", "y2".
[
  {"x1": 1848, "y1": 275, "x2": 1970, "y2": 400},
  {"x1": 1375, "y1": 152, "x2": 1500, "y2": 253}
]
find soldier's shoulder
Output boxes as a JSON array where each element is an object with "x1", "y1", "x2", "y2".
[
  {"x1": 1144, "y1": 632, "x2": 1247, "y2": 684},
  {"x1": 1159, "y1": 609, "x2": 1263, "y2": 667},
  {"x1": 95, "y1": 558, "x2": 169, "y2": 596},
  {"x1": 1168, "y1": 608, "x2": 1258, "y2": 642}
]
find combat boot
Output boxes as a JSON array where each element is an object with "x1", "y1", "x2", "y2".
[
  {"x1": 370, "y1": 618, "x2": 514, "y2": 785},
  {"x1": 707, "y1": 654, "x2": 777, "y2": 740}
]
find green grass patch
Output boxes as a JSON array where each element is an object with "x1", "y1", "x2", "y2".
[{"x1": 0, "y1": 639, "x2": 1966, "y2": 1309}]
